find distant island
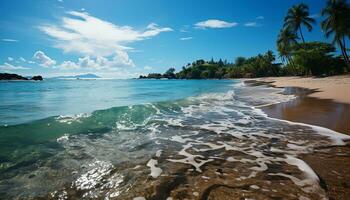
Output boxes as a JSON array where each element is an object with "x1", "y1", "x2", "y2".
[
  {"x1": 53, "y1": 73, "x2": 101, "y2": 79},
  {"x1": 0, "y1": 73, "x2": 43, "y2": 81}
]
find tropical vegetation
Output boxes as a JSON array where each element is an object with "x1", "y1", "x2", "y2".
[{"x1": 140, "y1": 0, "x2": 350, "y2": 79}]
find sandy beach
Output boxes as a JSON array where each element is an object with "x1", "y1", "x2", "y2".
[
  {"x1": 258, "y1": 75, "x2": 350, "y2": 104},
  {"x1": 251, "y1": 75, "x2": 350, "y2": 134},
  {"x1": 247, "y1": 75, "x2": 350, "y2": 200}
]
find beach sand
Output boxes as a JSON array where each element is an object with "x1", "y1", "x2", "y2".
[
  {"x1": 248, "y1": 75, "x2": 350, "y2": 200},
  {"x1": 255, "y1": 75, "x2": 350, "y2": 134},
  {"x1": 262, "y1": 87, "x2": 350, "y2": 134},
  {"x1": 258, "y1": 75, "x2": 350, "y2": 104}
]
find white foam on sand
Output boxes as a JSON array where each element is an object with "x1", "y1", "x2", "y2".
[
  {"x1": 146, "y1": 159, "x2": 162, "y2": 178},
  {"x1": 133, "y1": 197, "x2": 146, "y2": 200},
  {"x1": 285, "y1": 155, "x2": 319, "y2": 184},
  {"x1": 170, "y1": 135, "x2": 193, "y2": 143},
  {"x1": 250, "y1": 185, "x2": 260, "y2": 190},
  {"x1": 167, "y1": 143, "x2": 214, "y2": 172},
  {"x1": 155, "y1": 150, "x2": 162, "y2": 158},
  {"x1": 265, "y1": 155, "x2": 323, "y2": 194}
]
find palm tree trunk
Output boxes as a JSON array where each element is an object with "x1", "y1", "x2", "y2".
[
  {"x1": 299, "y1": 26, "x2": 305, "y2": 43},
  {"x1": 288, "y1": 56, "x2": 297, "y2": 75},
  {"x1": 338, "y1": 39, "x2": 350, "y2": 71},
  {"x1": 285, "y1": 57, "x2": 290, "y2": 66},
  {"x1": 342, "y1": 37, "x2": 350, "y2": 61}
]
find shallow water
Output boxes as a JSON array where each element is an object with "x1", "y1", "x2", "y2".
[{"x1": 0, "y1": 79, "x2": 349, "y2": 199}]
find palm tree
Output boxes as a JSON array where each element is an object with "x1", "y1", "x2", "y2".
[
  {"x1": 283, "y1": 3, "x2": 316, "y2": 43},
  {"x1": 277, "y1": 28, "x2": 298, "y2": 72},
  {"x1": 277, "y1": 28, "x2": 299, "y2": 47},
  {"x1": 321, "y1": 0, "x2": 350, "y2": 70}
]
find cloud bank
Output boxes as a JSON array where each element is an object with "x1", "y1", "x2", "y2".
[
  {"x1": 33, "y1": 51, "x2": 56, "y2": 67},
  {"x1": 39, "y1": 11, "x2": 172, "y2": 71},
  {"x1": 0, "y1": 63, "x2": 29, "y2": 70}
]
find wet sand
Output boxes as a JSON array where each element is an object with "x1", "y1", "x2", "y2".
[
  {"x1": 302, "y1": 145, "x2": 350, "y2": 200},
  {"x1": 262, "y1": 86, "x2": 350, "y2": 134},
  {"x1": 246, "y1": 79, "x2": 350, "y2": 200}
]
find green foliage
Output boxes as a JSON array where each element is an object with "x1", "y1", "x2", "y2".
[
  {"x1": 140, "y1": 42, "x2": 347, "y2": 79},
  {"x1": 139, "y1": 73, "x2": 162, "y2": 79},
  {"x1": 277, "y1": 1, "x2": 349, "y2": 75},
  {"x1": 289, "y1": 42, "x2": 347, "y2": 76},
  {"x1": 140, "y1": 2, "x2": 350, "y2": 80},
  {"x1": 163, "y1": 67, "x2": 176, "y2": 79},
  {"x1": 283, "y1": 3, "x2": 315, "y2": 43},
  {"x1": 141, "y1": 51, "x2": 281, "y2": 79},
  {"x1": 184, "y1": 51, "x2": 279, "y2": 78},
  {"x1": 321, "y1": 0, "x2": 350, "y2": 70},
  {"x1": 234, "y1": 57, "x2": 246, "y2": 67}
]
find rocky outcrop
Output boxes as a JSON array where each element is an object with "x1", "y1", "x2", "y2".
[
  {"x1": 0, "y1": 73, "x2": 28, "y2": 80},
  {"x1": 0, "y1": 73, "x2": 43, "y2": 81},
  {"x1": 31, "y1": 76, "x2": 43, "y2": 81}
]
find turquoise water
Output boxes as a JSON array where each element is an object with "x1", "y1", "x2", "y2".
[
  {"x1": 0, "y1": 79, "x2": 234, "y2": 125},
  {"x1": 0, "y1": 79, "x2": 348, "y2": 199}
]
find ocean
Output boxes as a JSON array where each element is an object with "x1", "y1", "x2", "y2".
[{"x1": 0, "y1": 79, "x2": 349, "y2": 199}]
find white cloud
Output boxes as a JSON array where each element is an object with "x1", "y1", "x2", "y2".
[
  {"x1": 19, "y1": 57, "x2": 26, "y2": 62},
  {"x1": 28, "y1": 60, "x2": 35, "y2": 64},
  {"x1": 244, "y1": 22, "x2": 261, "y2": 27},
  {"x1": 256, "y1": 16, "x2": 264, "y2": 20},
  {"x1": 7, "y1": 57, "x2": 14, "y2": 61},
  {"x1": 2, "y1": 38, "x2": 18, "y2": 42},
  {"x1": 195, "y1": 19, "x2": 237, "y2": 29},
  {"x1": 58, "y1": 51, "x2": 135, "y2": 70},
  {"x1": 33, "y1": 51, "x2": 56, "y2": 67},
  {"x1": 180, "y1": 37, "x2": 193, "y2": 41},
  {"x1": 0, "y1": 63, "x2": 30, "y2": 70},
  {"x1": 39, "y1": 11, "x2": 172, "y2": 57},
  {"x1": 59, "y1": 60, "x2": 80, "y2": 70}
]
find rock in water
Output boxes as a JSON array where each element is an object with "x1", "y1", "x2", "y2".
[
  {"x1": 31, "y1": 76, "x2": 43, "y2": 81},
  {"x1": 0, "y1": 73, "x2": 28, "y2": 80}
]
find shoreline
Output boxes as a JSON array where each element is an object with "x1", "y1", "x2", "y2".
[
  {"x1": 245, "y1": 77, "x2": 350, "y2": 200},
  {"x1": 246, "y1": 76, "x2": 350, "y2": 135}
]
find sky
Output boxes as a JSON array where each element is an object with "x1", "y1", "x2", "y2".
[{"x1": 0, "y1": 0, "x2": 334, "y2": 78}]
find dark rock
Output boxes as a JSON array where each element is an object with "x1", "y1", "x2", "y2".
[
  {"x1": 0, "y1": 73, "x2": 28, "y2": 80},
  {"x1": 31, "y1": 76, "x2": 43, "y2": 81},
  {"x1": 0, "y1": 73, "x2": 43, "y2": 81}
]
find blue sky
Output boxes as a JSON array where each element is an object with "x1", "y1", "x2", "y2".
[{"x1": 0, "y1": 0, "x2": 333, "y2": 78}]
